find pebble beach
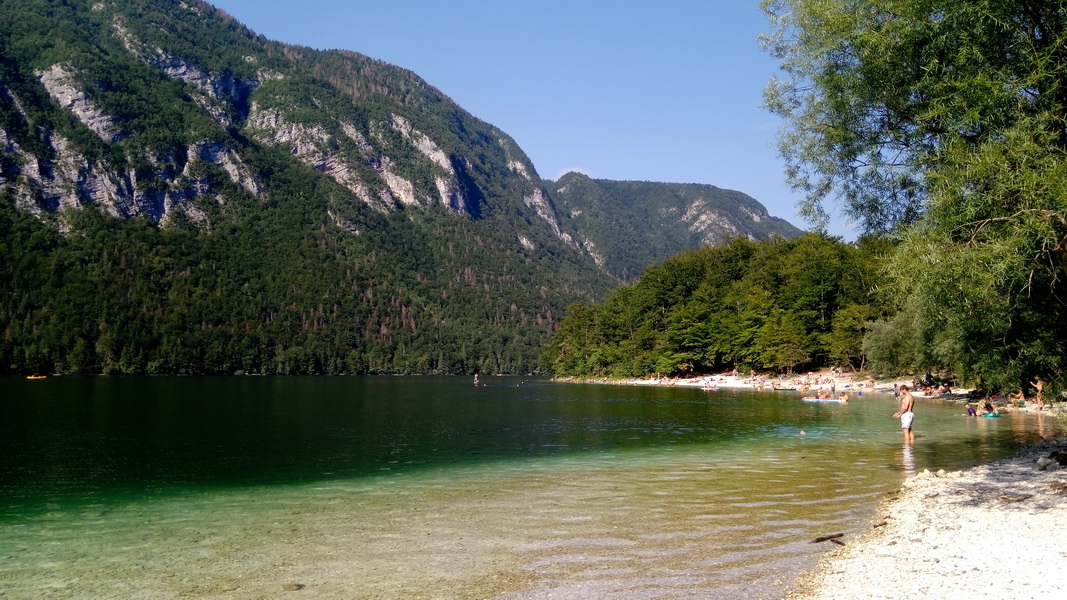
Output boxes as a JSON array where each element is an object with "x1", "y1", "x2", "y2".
[{"x1": 788, "y1": 432, "x2": 1067, "y2": 600}]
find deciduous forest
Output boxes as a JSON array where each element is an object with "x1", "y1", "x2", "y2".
[{"x1": 544, "y1": 234, "x2": 892, "y2": 379}]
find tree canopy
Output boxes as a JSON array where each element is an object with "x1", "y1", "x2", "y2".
[
  {"x1": 543, "y1": 235, "x2": 888, "y2": 379},
  {"x1": 762, "y1": 0, "x2": 1067, "y2": 391}
]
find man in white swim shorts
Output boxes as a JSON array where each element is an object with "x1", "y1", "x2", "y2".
[{"x1": 893, "y1": 385, "x2": 916, "y2": 444}]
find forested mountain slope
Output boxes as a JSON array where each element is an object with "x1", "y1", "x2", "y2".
[
  {"x1": 549, "y1": 173, "x2": 803, "y2": 281},
  {"x1": 0, "y1": 0, "x2": 801, "y2": 375}
]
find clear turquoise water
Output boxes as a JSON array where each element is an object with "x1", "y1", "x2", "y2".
[{"x1": 0, "y1": 376, "x2": 1060, "y2": 599}]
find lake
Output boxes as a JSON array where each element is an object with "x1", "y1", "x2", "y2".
[{"x1": 1, "y1": 375, "x2": 1060, "y2": 599}]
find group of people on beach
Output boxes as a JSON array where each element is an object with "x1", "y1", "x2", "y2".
[
  {"x1": 977, "y1": 376, "x2": 1047, "y2": 411},
  {"x1": 893, "y1": 375, "x2": 1052, "y2": 445},
  {"x1": 636, "y1": 369, "x2": 1051, "y2": 447}
]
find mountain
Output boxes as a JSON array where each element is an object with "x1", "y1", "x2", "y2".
[
  {"x1": 548, "y1": 173, "x2": 804, "y2": 281},
  {"x1": 0, "y1": 0, "x2": 803, "y2": 375}
]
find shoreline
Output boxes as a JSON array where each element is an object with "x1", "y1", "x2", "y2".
[
  {"x1": 787, "y1": 432, "x2": 1067, "y2": 599},
  {"x1": 556, "y1": 371, "x2": 1067, "y2": 598},
  {"x1": 554, "y1": 370, "x2": 1057, "y2": 414}
]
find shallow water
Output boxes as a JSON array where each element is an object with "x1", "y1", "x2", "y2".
[{"x1": 0, "y1": 376, "x2": 1059, "y2": 599}]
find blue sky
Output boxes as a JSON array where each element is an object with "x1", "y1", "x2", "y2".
[{"x1": 207, "y1": 0, "x2": 852, "y2": 238}]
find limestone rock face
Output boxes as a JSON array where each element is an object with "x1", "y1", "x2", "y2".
[
  {"x1": 5, "y1": 64, "x2": 262, "y2": 227},
  {"x1": 522, "y1": 189, "x2": 576, "y2": 251},
  {"x1": 38, "y1": 64, "x2": 124, "y2": 143},
  {"x1": 244, "y1": 103, "x2": 488, "y2": 218},
  {"x1": 191, "y1": 141, "x2": 260, "y2": 197},
  {"x1": 1, "y1": 0, "x2": 799, "y2": 279}
]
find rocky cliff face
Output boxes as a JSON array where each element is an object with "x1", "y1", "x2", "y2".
[
  {"x1": 6, "y1": 64, "x2": 258, "y2": 227},
  {"x1": 37, "y1": 63, "x2": 125, "y2": 143},
  {"x1": 1, "y1": 0, "x2": 799, "y2": 279},
  {"x1": 241, "y1": 104, "x2": 479, "y2": 215},
  {"x1": 1, "y1": 0, "x2": 574, "y2": 250}
]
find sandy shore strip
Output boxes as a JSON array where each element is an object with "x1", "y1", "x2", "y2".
[
  {"x1": 561, "y1": 371, "x2": 889, "y2": 393},
  {"x1": 788, "y1": 431, "x2": 1067, "y2": 600},
  {"x1": 560, "y1": 370, "x2": 1028, "y2": 408}
]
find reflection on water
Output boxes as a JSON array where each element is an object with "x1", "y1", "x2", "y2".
[
  {"x1": 899, "y1": 444, "x2": 916, "y2": 476},
  {"x1": 0, "y1": 377, "x2": 1060, "y2": 599}
]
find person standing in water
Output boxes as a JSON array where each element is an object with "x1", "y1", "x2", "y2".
[
  {"x1": 1030, "y1": 376, "x2": 1046, "y2": 410},
  {"x1": 893, "y1": 385, "x2": 916, "y2": 444}
]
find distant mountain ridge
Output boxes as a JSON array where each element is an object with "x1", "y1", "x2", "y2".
[
  {"x1": 549, "y1": 173, "x2": 803, "y2": 280},
  {"x1": 0, "y1": 0, "x2": 804, "y2": 375}
]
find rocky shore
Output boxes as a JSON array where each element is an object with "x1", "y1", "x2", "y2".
[
  {"x1": 788, "y1": 431, "x2": 1067, "y2": 600},
  {"x1": 560, "y1": 371, "x2": 1038, "y2": 411}
]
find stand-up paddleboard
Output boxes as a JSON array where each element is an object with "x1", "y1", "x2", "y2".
[{"x1": 802, "y1": 397, "x2": 847, "y2": 403}]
